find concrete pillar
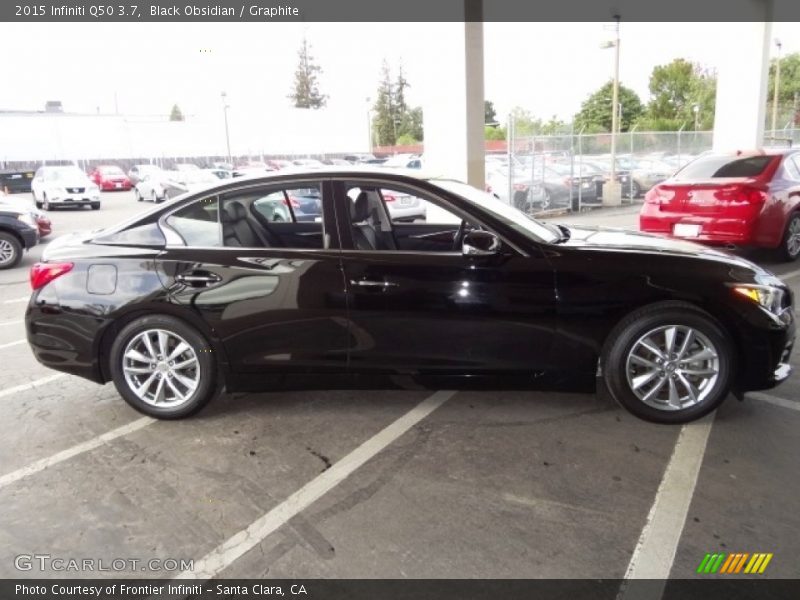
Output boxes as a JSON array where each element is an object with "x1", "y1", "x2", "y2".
[
  {"x1": 421, "y1": 11, "x2": 484, "y2": 222},
  {"x1": 712, "y1": 15, "x2": 772, "y2": 151}
]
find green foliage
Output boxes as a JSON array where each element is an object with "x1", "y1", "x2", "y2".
[
  {"x1": 169, "y1": 104, "x2": 184, "y2": 121},
  {"x1": 396, "y1": 133, "x2": 418, "y2": 146},
  {"x1": 643, "y1": 59, "x2": 716, "y2": 130},
  {"x1": 484, "y1": 125, "x2": 506, "y2": 140},
  {"x1": 288, "y1": 37, "x2": 327, "y2": 109},
  {"x1": 485, "y1": 100, "x2": 497, "y2": 124},
  {"x1": 508, "y1": 107, "x2": 543, "y2": 136},
  {"x1": 574, "y1": 81, "x2": 644, "y2": 132},
  {"x1": 371, "y1": 60, "x2": 424, "y2": 145},
  {"x1": 768, "y1": 52, "x2": 800, "y2": 104}
]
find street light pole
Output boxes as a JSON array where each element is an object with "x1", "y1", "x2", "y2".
[
  {"x1": 221, "y1": 91, "x2": 231, "y2": 165},
  {"x1": 601, "y1": 14, "x2": 622, "y2": 206},
  {"x1": 771, "y1": 39, "x2": 782, "y2": 138}
]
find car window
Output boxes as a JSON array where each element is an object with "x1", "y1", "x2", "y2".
[
  {"x1": 251, "y1": 185, "x2": 323, "y2": 224},
  {"x1": 165, "y1": 196, "x2": 221, "y2": 247},
  {"x1": 674, "y1": 155, "x2": 774, "y2": 180},
  {"x1": 783, "y1": 156, "x2": 800, "y2": 181}
]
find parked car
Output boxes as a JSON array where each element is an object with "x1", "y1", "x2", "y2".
[
  {"x1": 485, "y1": 166, "x2": 540, "y2": 209},
  {"x1": 173, "y1": 163, "x2": 201, "y2": 172},
  {"x1": 0, "y1": 194, "x2": 52, "y2": 237},
  {"x1": 133, "y1": 168, "x2": 169, "y2": 203},
  {"x1": 128, "y1": 164, "x2": 164, "y2": 185},
  {"x1": 343, "y1": 153, "x2": 376, "y2": 164},
  {"x1": 620, "y1": 159, "x2": 675, "y2": 198},
  {"x1": 640, "y1": 149, "x2": 800, "y2": 261},
  {"x1": 0, "y1": 202, "x2": 39, "y2": 269},
  {"x1": 232, "y1": 162, "x2": 276, "y2": 178},
  {"x1": 89, "y1": 165, "x2": 132, "y2": 191},
  {"x1": 0, "y1": 168, "x2": 35, "y2": 193},
  {"x1": 321, "y1": 158, "x2": 353, "y2": 166},
  {"x1": 26, "y1": 168, "x2": 794, "y2": 423},
  {"x1": 292, "y1": 158, "x2": 325, "y2": 168},
  {"x1": 266, "y1": 159, "x2": 295, "y2": 170},
  {"x1": 205, "y1": 168, "x2": 233, "y2": 180},
  {"x1": 31, "y1": 166, "x2": 101, "y2": 211}
]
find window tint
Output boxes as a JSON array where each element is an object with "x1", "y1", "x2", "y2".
[
  {"x1": 165, "y1": 196, "x2": 221, "y2": 247},
  {"x1": 92, "y1": 223, "x2": 166, "y2": 247},
  {"x1": 251, "y1": 185, "x2": 322, "y2": 224},
  {"x1": 674, "y1": 155, "x2": 774, "y2": 180},
  {"x1": 783, "y1": 156, "x2": 800, "y2": 181}
]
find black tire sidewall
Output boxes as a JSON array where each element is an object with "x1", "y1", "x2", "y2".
[
  {"x1": 782, "y1": 213, "x2": 800, "y2": 261},
  {"x1": 109, "y1": 315, "x2": 218, "y2": 419},
  {"x1": 603, "y1": 307, "x2": 732, "y2": 424},
  {"x1": 0, "y1": 232, "x2": 22, "y2": 269}
]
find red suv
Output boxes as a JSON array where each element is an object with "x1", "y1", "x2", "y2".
[{"x1": 640, "y1": 150, "x2": 800, "y2": 261}]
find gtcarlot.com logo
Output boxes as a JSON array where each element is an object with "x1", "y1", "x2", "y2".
[
  {"x1": 696, "y1": 552, "x2": 773, "y2": 574},
  {"x1": 14, "y1": 554, "x2": 193, "y2": 572}
]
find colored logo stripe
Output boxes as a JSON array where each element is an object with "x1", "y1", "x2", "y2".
[{"x1": 697, "y1": 552, "x2": 773, "y2": 574}]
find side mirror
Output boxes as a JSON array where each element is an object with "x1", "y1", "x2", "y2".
[{"x1": 462, "y1": 230, "x2": 501, "y2": 256}]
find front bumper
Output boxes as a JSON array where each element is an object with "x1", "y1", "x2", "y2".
[
  {"x1": 50, "y1": 195, "x2": 100, "y2": 205},
  {"x1": 20, "y1": 227, "x2": 39, "y2": 249}
]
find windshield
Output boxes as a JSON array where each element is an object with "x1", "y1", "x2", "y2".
[
  {"x1": 433, "y1": 179, "x2": 560, "y2": 243},
  {"x1": 673, "y1": 154, "x2": 774, "y2": 180},
  {"x1": 50, "y1": 167, "x2": 88, "y2": 181}
]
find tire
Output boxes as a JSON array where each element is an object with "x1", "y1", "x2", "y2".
[
  {"x1": 601, "y1": 302, "x2": 732, "y2": 424},
  {"x1": 91, "y1": 203, "x2": 101, "y2": 210},
  {"x1": 161, "y1": 190, "x2": 169, "y2": 203},
  {"x1": 0, "y1": 232, "x2": 22, "y2": 270},
  {"x1": 629, "y1": 181, "x2": 642, "y2": 199},
  {"x1": 42, "y1": 194, "x2": 51, "y2": 211},
  {"x1": 109, "y1": 315, "x2": 219, "y2": 419},
  {"x1": 34, "y1": 201, "x2": 42, "y2": 209},
  {"x1": 779, "y1": 212, "x2": 800, "y2": 262},
  {"x1": 135, "y1": 189, "x2": 143, "y2": 202},
  {"x1": 540, "y1": 189, "x2": 551, "y2": 210}
]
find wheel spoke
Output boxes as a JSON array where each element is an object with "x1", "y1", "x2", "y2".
[
  {"x1": 135, "y1": 372, "x2": 157, "y2": 397},
  {"x1": 157, "y1": 330, "x2": 168, "y2": 358},
  {"x1": 152, "y1": 376, "x2": 166, "y2": 403},
  {"x1": 168, "y1": 342, "x2": 190, "y2": 361},
  {"x1": 165, "y1": 377, "x2": 186, "y2": 402},
  {"x1": 639, "y1": 338, "x2": 666, "y2": 360},
  {"x1": 124, "y1": 366, "x2": 154, "y2": 374},
  {"x1": 125, "y1": 349, "x2": 152, "y2": 364},
  {"x1": 677, "y1": 373, "x2": 698, "y2": 404},
  {"x1": 676, "y1": 329, "x2": 695, "y2": 359},
  {"x1": 664, "y1": 326, "x2": 677, "y2": 355},
  {"x1": 630, "y1": 354, "x2": 660, "y2": 369},
  {"x1": 172, "y1": 371, "x2": 197, "y2": 391},
  {"x1": 679, "y1": 366, "x2": 717, "y2": 377},
  {"x1": 642, "y1": 375, "x2": 668, "y2": 403},
  {"x1": 667, "y1": 377, "x2": 682, "y2": 409},
  {"x1": 683, "y1": 347, "x2": 717, "y2": 363},
  {"x1": 632, "y1": 369, "x2": 661, "y2": 390},
  {"x1": 141, "y1": 332, "x2": 157, "y2": 360},
  {"x1": 172, "y1": 357, "x2": 197, "y2": 370}
]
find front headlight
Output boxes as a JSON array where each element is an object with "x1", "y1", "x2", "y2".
[
  {"x1": 17, "y1": 213, "x2": 38, "y2": 229},
  {"x1": 731, "y1": 284, "x2": 787, "y2": 316}
]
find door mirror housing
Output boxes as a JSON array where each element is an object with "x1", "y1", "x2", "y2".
[{"x1": 462, "y1": 230, "x2": 501, "y2": 256}]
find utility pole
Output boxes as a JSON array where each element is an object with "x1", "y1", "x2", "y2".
[
  {"x1": 600, "y1": 14, "x2": 622, "y2": 205},
  {"x1": 771, "y1": 38, "x2": 782, "y2": 139}
]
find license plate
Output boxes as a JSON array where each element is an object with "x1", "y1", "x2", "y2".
[
  {"x1": 398, "y1": 196, "x2": 413, "y2": 206},
  {"x1": 674, "y1": 223, "x2": 701, "y2": 237},
  {"x1": 115, "y1": 183, "x2": 122, "y2": 188}
]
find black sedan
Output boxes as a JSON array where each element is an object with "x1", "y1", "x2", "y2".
[{"x1": 25, "y1": 169, "x2": 794, "y2": 423}]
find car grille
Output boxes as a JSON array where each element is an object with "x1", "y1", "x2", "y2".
[{"x1": 66, "y1": 187, "x2": 85, "y2": 194}]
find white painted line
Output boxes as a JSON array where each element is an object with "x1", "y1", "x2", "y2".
[
  {"x1": 0, "y1": 416, "x2": 154, "y2": 490},
  {"x1": 748, "y1": 392, "x2": 800, "y2": 412},
  {"x1": 619, "y1": 412, "x2": 715, "y2": 596},
  {"x1": 0, "y1": 339, "x2": 25, "y2": 350},
  {"x1": 0, "y1": 320, "x2": 23, "y2": 327},
  {"x1": 2, "y1": 296, "x2": 28, "y2": 304},
  {"x1": 0, "y1": 373, "x2": 66, "y2": 400},
  {"x1": 178, "y1": 389, "x2": 456, "y2": 580},
  {"x1": 779, "y1": 268, "x2": 800, "y2": 281}
]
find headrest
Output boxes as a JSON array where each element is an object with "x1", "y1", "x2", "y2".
[
  {"x1": 224, "y1": 201, "x2": 248, "y2": 222},
  {"x1": 351, "y1": 191, "x2": 371, "y2": 222}
]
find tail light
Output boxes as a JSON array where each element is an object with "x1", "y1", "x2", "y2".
[
  {"x1": 714, "y1": 185, "x2": 768, "y2": 204},
  {"x1": 383, "y1": 194, "x2": 396, "y2": 202},
  {"x1": 30, "y1": 262, "x2": 73, "y2": 291},
  {"x1": 645, "y1": 185, "x2": 675, "y2": 205},
  {"x1": 283, "y1": 197, "x2": 301, "y2": 208},
  {"x1": 513, "y1": 183, "x2": 527, "y2": 191},
  {"x1": 485, "y1": 185, "x2": 492, "y2": 193}
]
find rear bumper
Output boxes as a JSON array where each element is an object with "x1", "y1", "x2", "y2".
[{"x1": 639, "y1": 204, "x2": 759, "y2": 245}]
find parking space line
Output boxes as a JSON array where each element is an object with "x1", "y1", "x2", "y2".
[
  {"x1": 748, "y1": 392, "x2": 800, "y2": 412},
  {"x1": 619, "y1": 412, "x2": 715, "y2": 593},
  {"x1": 178, "y1": 389, "x2": 456, "y2": 580},
  {"x1": 0, "y1": 416, "x2": 155, "y2": 490},
  {"x1": 0, "y1": 339, "x2": 25, "y2": 350},
  {"x1": 779, "y1": 268, "x2": 800, "y2": 281},
  {"x1": 0, "y1": 320, "x2": 23, "y2": 327},
  {"x1": 0, "y1": 374, "x2": 66, "y2": 400},
  {"x1": 2, "y1": 297, "x2": 28, "y2": 304}
]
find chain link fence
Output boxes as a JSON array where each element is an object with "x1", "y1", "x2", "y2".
[{"x1": 496, "y1": 125, "x2": 799, "y2": 217}]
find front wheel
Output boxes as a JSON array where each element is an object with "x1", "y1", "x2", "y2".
[
  {"x1": 109, "y1": 315, "x2": 219, "y2": 419},
  {"x1": 601, "y1": 303, "x2": 732, "y2": 424},
  {"x1": 91, "y1": 203, "x2": 101, "y2": 210},
  {"x1": 135, "y1": 189, "x2": 143, "y2": 202},
  {"x1": 42, "y1": 194, "x2": 51, "y2": 211},
  {"x1": 779, "y1": 212, "x2": 800, "y2": 262}
]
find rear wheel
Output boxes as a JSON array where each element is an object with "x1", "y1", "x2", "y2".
[
  {"x1": 601, "y1": 303, "x2": 732, "y2": 424},
  {"x1": 91, "y1": 202, "x2": 101, "y2": 210},
  {"x1": 110, "y1": 315, "x2": 219, "y2": 419},
  {"x1": 780, "y1": 213, "x2": 800, "y2": 262},
  {"x1": 0, "y1": 232, "x2": 22, "y2": 269},
  {"x1": 42, "y1": 194, "x2": 51, "y2": 211},
  {"x1": 135, "y1": 189, "x2": 143, "y2": 202}
]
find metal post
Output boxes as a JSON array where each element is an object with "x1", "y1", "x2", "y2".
[
  {"x1": 530, "y1": 134, "x2": 536, "y2": 214},
  {"x1": 506, "y1": 114, "x2": 514, "y2": 206},
  {"x1": 221, "y1": 91, "x2": 232, "y2": 165},
  {"x1": 771, "y1": 39, "x2": 782, "y2": 139},
  {"x1": 629, "y1": 124, "x2": 638, "y2": 201},
  {"x1": 609, "y1": 15, "x2": 621, "y2": 184},
  {"x1": 677, "y1": 123, "x2": 685, "y2": 167},
  {"x1": 577, "y1": 125, "x2": 584, "y2": 212}
]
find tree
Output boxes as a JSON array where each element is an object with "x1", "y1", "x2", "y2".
[
  {"x1": 508, "y1": 107, "x2": 543, "y2": 136},
  {"x1": 372, "y1": 60, "x2": 396, "y2": 146},
  {"x1": 288, "y1": 36, "x2": 327, "y2": 109},
  {"x1": 169, "y1": 104, "x2": 184, "y2": 121},
  {"x1": 768, "y1": 52, "x2": 800, "y2": 127},
  {"x1": 484, "y1": 125, "x2": 506, "y2": 140},
  {"x1": 574, "y1": 81, "x2": 644, "y2": 132},
  {"x1": 485, "y1": 100, "x2": 498, "y2": 125},
  {"x1": 641, "y1": 59, "x2": 717, "y2": 130}
]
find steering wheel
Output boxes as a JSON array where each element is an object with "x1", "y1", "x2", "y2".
[{"x1": 452, "y1": 219, "x2": 467, "y2": 251}]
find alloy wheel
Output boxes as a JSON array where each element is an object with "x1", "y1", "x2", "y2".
[
  {"x1": 0, "y1": 239, "x2": 17, "y2": 266},
  {"x1": 787, "y1": 216, "x2": 800, "y2": 258},
  {"x1": 121, "y1": 329, "x2": 200, "y2": 408},
  {"x1": 625, "y1": 324, "x2": 720, "y2": 411}
]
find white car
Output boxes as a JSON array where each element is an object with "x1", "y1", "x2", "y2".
[
  {"x1": 133, "y1": 168, "x2": 168, "y2": 203},
  {"x1": 31, "y1": 166, "x2": 101, "y2": 211},
  {"x1": 382, "y1": 189, "x2": 426, "y2": 222}
]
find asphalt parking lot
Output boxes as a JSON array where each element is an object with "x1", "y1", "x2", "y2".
[{"x1": 0, "y1": 190, "x2": 799, "y2": 581}]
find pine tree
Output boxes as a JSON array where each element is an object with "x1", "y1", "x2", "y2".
[
  {"x1": 288, "y1": 36, "x2": 327, "y2": 109},
  {"x1": 169, "y1": 104, "x2": 184, "y2": 121},
  {"x1": 372, "y1": 60, "x2": 396, "y2": 146}
]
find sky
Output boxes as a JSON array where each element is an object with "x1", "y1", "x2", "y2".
[{"x1": 2, "y1": 21, "x2": 800, "y2": 126}]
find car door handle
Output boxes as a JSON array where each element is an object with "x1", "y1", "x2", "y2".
[
  {"x1": 349, "y1": 279, "x2": 398, "y2": 288},
  {"x1": 176, "y1": 271, "x2": 222, "y2": 287}
]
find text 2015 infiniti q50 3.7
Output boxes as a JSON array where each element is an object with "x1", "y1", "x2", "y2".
[{"x1": 25, "y1": 168, "x2": 794, "y2": 423}]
